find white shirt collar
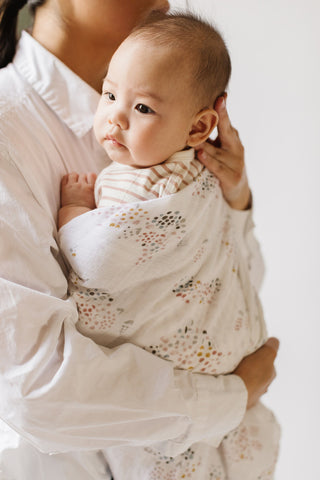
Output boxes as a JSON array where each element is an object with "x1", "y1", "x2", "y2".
[{"x1": 13, "y1": 31, "x2": 100, "y2": 138}]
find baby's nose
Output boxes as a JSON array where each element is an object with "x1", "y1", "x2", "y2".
[{"x1": 108, "y1": 110, "x2": 128, "y2": 130}]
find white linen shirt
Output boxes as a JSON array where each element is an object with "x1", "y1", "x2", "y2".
[{"x1": 0, "y1": 32, "x2": 259, "y2": 479}]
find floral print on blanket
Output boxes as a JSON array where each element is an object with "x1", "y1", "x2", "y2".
[
  {"x1": 69, "y1": 272, "x2": 122, "y2": 332},
  {"x1": 145, "y1": 447, "x2": 201, "y2": 480},
  {"x1": 61, "y1": 165, "x2": 278, "y2": 480},
  {"x1": 144, "y1": 446, "x2": 225, "y2": 480},
  {"x1": 146, "y1": 324, "x2": 233, "y2": 374},
  {"x1": 107, "y1": 207, "x2": 187, "y2": 265},
  {"x1": 172, "y1": 276, "x2": 221, "y2": 305},
  {"x1": 223, "y1": 425, "x2": 263, "y2": 463},
  {"x1": 192, "y1": 171, "x2": 220, "y2": 199}
]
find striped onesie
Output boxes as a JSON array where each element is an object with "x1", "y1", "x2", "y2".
[{"x1": 95, "y1": 149, "x2": 203, "y2": 207}]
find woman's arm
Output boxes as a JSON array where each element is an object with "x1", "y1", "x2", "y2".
[
  {"x1": 0, "y1": 147, "x2": 252, "y2": 455},
  {"x1": 0, "y1": 118, "x2": 278, "y2": 457}
]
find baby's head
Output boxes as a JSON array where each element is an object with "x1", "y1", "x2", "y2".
[{"x1": 94, "y1": 12, "x2": 231, "y2": 168}]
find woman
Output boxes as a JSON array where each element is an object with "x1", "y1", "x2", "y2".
[{"x1": 0, "y1": 1, "x2": 279, "y2": 478}]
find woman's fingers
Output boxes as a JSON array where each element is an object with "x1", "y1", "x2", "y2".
[
  {"x1": 197, "y1": 150, "x2": 242, "y2": 190},
  {"x1": 195, "y1": 95, "x2": 251, "y2": 210},
  {"x1": 265, "y1": 337, "x2": 280, "y2": 355},
  {"x1": 197, "y1": 141, "x2": 244, "y2": 173},
  {"x1": 197, "y1": 145, "x2": 251, "y2": 210},
  {"x1": 233, "y1": 337, "x2": 280, "y2": 409},
  {"x1": 214, "y1": 94, "x2": 238, "y2": 149}
]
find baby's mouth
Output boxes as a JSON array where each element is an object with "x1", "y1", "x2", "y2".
[{"x1": 105, "y1": 134, "x2": 125, "y2": 148}]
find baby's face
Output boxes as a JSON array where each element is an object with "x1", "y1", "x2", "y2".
[{"x1": 94, "y1": 37, "x2": 199, "y2": 168}]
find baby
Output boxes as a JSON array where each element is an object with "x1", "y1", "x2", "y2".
[{"x1": 58, "y1": 12, "x2": 280, "y2": 480}]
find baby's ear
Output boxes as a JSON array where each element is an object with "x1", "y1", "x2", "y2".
[{"x1": 187, "y1": 108, "x2": 219, "y2": 147}]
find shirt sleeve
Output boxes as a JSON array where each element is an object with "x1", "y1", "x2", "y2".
[
  {"x1": 229, "y1": 204, "x2": 265, "y2": 291},
  {"x1": 0, "y1": 147, "x2": 247, "y2": 456}
]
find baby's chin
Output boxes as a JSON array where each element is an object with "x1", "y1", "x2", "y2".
[
  {"x1": 105, "y1": 147, "x2": 163, "y2": 169},
  {"x1": 104, "y1": 150, "x2": 141, "y2": 168},
  {"x1": 105, "y1": 147, "x2": 131, "y2": 165}
]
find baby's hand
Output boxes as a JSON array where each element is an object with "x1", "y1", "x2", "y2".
[
  {"x1": 60, "y1": 172, "x2": 97, "y2": 209},
  {"x1": 58, "y1": 172, "x2": 97, "y2": 229}
]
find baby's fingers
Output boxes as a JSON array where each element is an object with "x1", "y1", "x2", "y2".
[
  {"x1": 61, "y1": 174, "x2": 69, "y2": 187},
  {"x1": 66, "y1": 172, "x2": 80, "y2": 184},
  {"x1": 80, "y1": 173, "x2": 97, "y2": 185},
  {"x1": 86, "y1": 172, "x2": 97, "y2": 185}
]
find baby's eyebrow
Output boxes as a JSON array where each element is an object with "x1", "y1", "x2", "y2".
[
  {"x1": 102, "y1": 77, "x2": 116, "y2": 88},
  {"x1": 102, "y1": 78, "x2": 163, "y2": 104},
  {"x1": 134, "y1": 88, "x2": 163, "y2": 104}
]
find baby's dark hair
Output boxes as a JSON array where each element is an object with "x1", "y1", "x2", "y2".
[{"x1": 130, "y1": 11, "x2": 232, "y2": 109}]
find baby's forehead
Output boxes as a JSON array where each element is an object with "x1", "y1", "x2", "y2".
[
  {"x1": 105, "y1": 36, "x2": 197, "y2": 104},
  {"x1": 118, "y1": 36, "x2": 193, "y2": 76}
]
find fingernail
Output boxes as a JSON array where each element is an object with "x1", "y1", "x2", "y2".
[
  {"x1": 197, "y1": 149, "x2": 206, "y2": 160},
  {"x1": 221, "y1": 97, "x2": 226, "y2": 109}
]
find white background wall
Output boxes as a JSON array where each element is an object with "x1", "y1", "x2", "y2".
[{"x1": 171, "y1": 1, "x2": 320, "y2": 478}]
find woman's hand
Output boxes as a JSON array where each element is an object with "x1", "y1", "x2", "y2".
[
  {"x1": 195, "y1": 94, "x2": 251, "y2": 211},
  {"x1": 234, "y1": 337, "x2": 280, "y2": 409}
]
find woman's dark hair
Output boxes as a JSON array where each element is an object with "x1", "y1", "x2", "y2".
[{"x1": 0, "y1": 0, "x2": 45, "y2": 68}]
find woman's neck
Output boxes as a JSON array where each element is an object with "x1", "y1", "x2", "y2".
[{"x1": 32, "y1": 8, "x2": 113, "y2": 92}]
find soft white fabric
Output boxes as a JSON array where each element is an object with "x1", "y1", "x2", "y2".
[
  {"x1": 59, "y1": 150, "x2": 279, "y2": 479},
  {"x1": 0, "y1": 32, "x2": 257, "y2": 479},
  {"x1": 61, "y1": 150, "x2": 267, "y2": 372}
]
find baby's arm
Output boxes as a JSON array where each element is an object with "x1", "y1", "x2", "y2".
[{"x1": 58, "y1": 172, "x2": 97, "y2": 229}]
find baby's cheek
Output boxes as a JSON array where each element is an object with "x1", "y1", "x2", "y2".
[
  {"x1": 92, "y1": 117, "x2": 100, "y2": 142},
  {"x1": 93, "y1": 110, "x2": 106, "y2": 140}
]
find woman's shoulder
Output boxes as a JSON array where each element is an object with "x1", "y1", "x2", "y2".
[
  {"x1": 0, "y1": 64, "x2": 38, "y2": 150},
  {"x1": 0, "y1": 63, "x2": 32, "y2": 119}
]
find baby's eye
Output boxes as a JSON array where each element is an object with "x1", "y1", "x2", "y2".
[
  {"x1": 104, "y1": 92, "x2": 115, "y2": 101},
  {"x1": 135, "y1": 104, "x2": 154, "y2": 114}
]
